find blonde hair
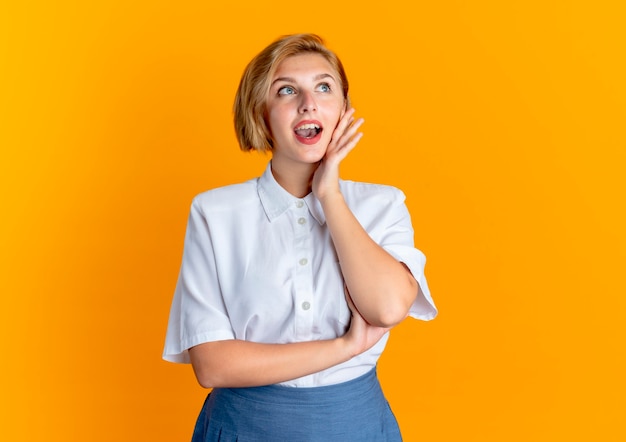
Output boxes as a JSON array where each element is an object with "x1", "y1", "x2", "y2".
[{"x1": 234, "y1": 34, "x2": 350, "y2": 152}]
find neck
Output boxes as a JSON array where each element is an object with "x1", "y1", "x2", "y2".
[{"x1": 270, "y1": 159, "x2": 317, "y2": 198}]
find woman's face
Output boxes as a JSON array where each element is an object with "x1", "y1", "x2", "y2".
[{"x1": 266, "y1": 53, "x2": 345, "y2": 168}]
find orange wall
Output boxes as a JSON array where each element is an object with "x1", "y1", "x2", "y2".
[{"x1": 1, "y1": 1, "x2": 625, "y2": 440}]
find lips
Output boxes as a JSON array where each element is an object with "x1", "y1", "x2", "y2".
[{"x1": 294, "y1": 120, "x2": 323, "y2": 144}]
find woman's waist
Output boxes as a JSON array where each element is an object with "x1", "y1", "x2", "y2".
[{"x1": 218, "y1": 365, "x2": 382, "y2": 406}]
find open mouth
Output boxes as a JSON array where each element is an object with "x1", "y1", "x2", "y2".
[{"x1": 294, "y1": 122, "x2": 322, "y2": 142}]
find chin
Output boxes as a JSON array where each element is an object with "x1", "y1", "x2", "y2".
[{"x1": 301, "y1": 145, "x2": 328, "y2": 162}]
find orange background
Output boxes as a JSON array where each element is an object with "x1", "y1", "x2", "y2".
[{"x1": 1, "y1": 1, "x2": 625, "y2": 440}]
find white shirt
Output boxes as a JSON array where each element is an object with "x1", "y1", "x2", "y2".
[{"x1": 163, "y1": 163, "x2": 437, "y2": 387}]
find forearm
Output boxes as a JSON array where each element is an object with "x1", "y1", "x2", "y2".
[
  {"x1": 319, "y1": 192, "x2": 418, "y2": 327},
  {"x1": 188, "y1": 337, "x2": 354, "y2": 389}
]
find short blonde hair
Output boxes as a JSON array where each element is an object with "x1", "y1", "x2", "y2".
[{"x1": 234, "y1": 34, "x2": 350, "y2": 152}]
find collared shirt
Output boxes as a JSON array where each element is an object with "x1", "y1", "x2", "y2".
[{"x1": 163, "y1": 163, "x2": 437, "y2": 387}]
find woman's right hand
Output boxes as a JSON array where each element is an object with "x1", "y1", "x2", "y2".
[{"x1": 342, "y1": 288, "x2": 391, "y2": 357}]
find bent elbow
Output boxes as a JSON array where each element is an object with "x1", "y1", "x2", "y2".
[
  {"x1": 370, "y1": 273, "x2": 417, "y2": 327},
  {"x1": 193, "y1": 365, "x2": 231, "y2": 389},
  {"x1": 196, "y1": 375, "x2": 213, "y2": 389},
  {"x1": 192, "y1": 366, "x2": 215, "y2": 389},
  {"x1": 189, "y1": 343, "x2": 225, "y2": 389},
  {"x1": 197, "y1": 378, "x2": 212, "y2": 389},
  {"x1": 376, "y1": 310, "x2": 408, "y2": 328},
  {"x1": 367, "y1": 302, "x2": 410, "y2": 328}
]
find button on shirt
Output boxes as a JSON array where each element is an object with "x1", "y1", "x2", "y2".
[{"x1": 163, "y1": 163, "x2": 437, "y2": 387}]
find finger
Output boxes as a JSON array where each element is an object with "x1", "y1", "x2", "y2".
[
  {"x1": 339, "y1": 118, "x2": 364, "y2": 147},
  {"x1": 339, "y1": 107, "x2": 356, "y2": 128},
  {"x1": 328, "y1": 117, "x2": 364, "y2": 159},
  {"x1": 329, "y1": 108, "x2": 358, "y2": 147},
  {"x1": 333, "y1": 132, "x2": 363, "y2": 163}
]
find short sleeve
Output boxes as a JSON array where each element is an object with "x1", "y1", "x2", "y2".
[
  {"x1": 162, "y1": 198, "x2": 235, "y2": 363},
  {"x1": 379, "y1": 189, "x2": 437, "y2": 321}
]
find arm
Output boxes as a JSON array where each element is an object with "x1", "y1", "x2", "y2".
[
  {"x1": 319, "y1": 193, "x2": 418, "y2": 327},
  {"x1": 189, "y1": 338, "x2": 349, "y2": 389},
  {"x1": 188, "y1": 293, "x2": 389, "y2": 388},
  {"x1": 313, "y1": 109, "x2": 418, "y2": 328}
]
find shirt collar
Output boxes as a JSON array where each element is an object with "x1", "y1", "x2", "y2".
[{"x1": 257, "y1": 162, "x2": 326, "y2": 225}]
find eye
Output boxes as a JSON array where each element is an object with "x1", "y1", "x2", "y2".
[
  {"x1": 278, "y1": 86, "x2": 296, "y2": 95},
  {"x1": 317, "y1": 83, "x2": 331, "y2": 93}
]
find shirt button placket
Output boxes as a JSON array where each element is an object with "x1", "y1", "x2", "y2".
[{"x1": 293, "y1": 200, "x2": 313, "y2": 340}]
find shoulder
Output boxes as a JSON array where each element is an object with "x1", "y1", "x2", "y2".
[
  {"x1": 338, "y1": 181, "x2": 412, "y2": 231},
  {"x1": 191, "y1": 178, "x2": 259, "y2": 215},
  {"x1": 339, "y1": 180, "x2": 406, "y2": 205}
]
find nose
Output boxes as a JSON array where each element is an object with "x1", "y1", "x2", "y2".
[{"x1": 298, "y1": 91, "x2": 317, "y2": 113}]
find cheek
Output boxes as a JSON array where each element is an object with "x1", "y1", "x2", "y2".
[
  {"x1": 330, "y1": 105, "x2": 344, "y2": 129},
  {"x1": 266, "y1": 108, "x2": 284, "y2": 136}
]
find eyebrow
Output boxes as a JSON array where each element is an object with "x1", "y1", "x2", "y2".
[{"x1": 271, "y1": 73, "x2": 336, "y2": 87}]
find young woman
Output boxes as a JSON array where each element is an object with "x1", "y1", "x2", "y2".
[{"x1": 163, "y1": 34, "x2": 437, "y2": 441}]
